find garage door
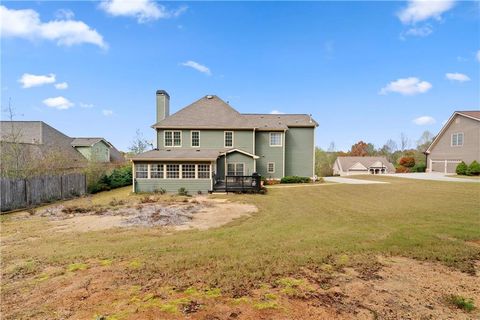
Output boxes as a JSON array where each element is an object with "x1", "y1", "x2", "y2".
[{"x1": 431, "y1": 160, "x2": 461, "y2": 173}]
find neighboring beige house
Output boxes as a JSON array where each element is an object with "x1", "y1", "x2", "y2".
[
  {"x1": 333, "y1": 156, "x2": 395, "y2": 176},
  {"x1": 425, "y1": 111, "x2": 480, "y2": 173}
]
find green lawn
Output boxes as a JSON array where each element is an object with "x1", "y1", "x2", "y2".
[{"x1": 2, "y1": 177, "x2": 479, "y2": 295}]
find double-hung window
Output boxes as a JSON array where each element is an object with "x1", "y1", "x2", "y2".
[
  {"x1": 224, "y1": 131, "x2": 233, "y2": 147},
  {"x1": 166, "y1": 164, "x2": 180, "y2": 178},
  {"x1": 227, "y1": 163, "x2": 244, "y2": 176},
  {"x1": 191, "y1": 131, "x2": 200, "y2": 147},
  {"x1": 135, "y1": 164, "x2": 148, "y2": 178},
  {"x1": 267, "y1": 162, "x2": 275, "y2": 173},
  {"x1": 451, "y1": 132, "x2": 464, "y2": 146},
  {"x1": 198, "y1": 164, "x2": 210, "y2": 179},
  {"x1": 150, "y1": 164, "x2": 164, "y2": 178},
  {"x1": 164, "y1": 131, "x2": 182, "y2": 147},
  {"x1": 270, "y1": 132, "x2": 282, "y2": 147},
  {"x1": 182, "y1": 164, "x2": 196, "y2": 179}
]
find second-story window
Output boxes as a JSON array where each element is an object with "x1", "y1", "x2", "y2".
[
  {"x1": 165, "y1": 131, "x2": 182, "y2": 147},
  {"x1": 270, "y1": 132, "x2": 282, "y2": 147},
  {"x1": 224, "y1": 131, "x2": 234, "y2": 147},
  {"x1": 191, "y1": 131, "x2": 200, "y2": 147},
  {"x1": 451, "y1": 132, "x2": 464, "y2": 146}
]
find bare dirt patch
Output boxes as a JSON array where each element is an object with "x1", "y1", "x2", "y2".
[
  {"x1": 2, "y1": 256, "x2": 478, "y2": 319},
  {"x1": 31, "y1": 196, "x2": 257, "y2": 233}
]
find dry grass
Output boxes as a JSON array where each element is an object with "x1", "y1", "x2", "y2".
[{"x1": 1, "y1": 176, "x2": 479, "y2": 318}]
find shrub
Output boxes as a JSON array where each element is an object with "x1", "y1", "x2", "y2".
[
  {"x1": 412, "y1": 163, "x2": 426, "y2": 172},
  {"x1": 177, "y1": 187, "x2": 189, "y2": 196},
  {"x1": 153, "y1": 187, "x2": 166, "y2": 195},
  {"x1": 87, "y1": 165, "x2": 132, "y2": 194},
  {"x1": 399, "y1": 157, "x2": 415, "y2": 168},
  {"x1": 467, "y1": 160, "x2": 480, "y2": 176},
  {"x1": 107, "y1": 166, "x2": 132, "y2": 188},
  {"x1": 456, "y1": 161, "x2": 468, "y2": 175},
  {"x1": 280, "y1": 176, "x2": 311, "y2": 184},
  {"x1": 395, "y1": 166, "x2": 410, "y2": 173},
  {"x1": 447, "y1": 294, "x2": 475, "y2": 312}
]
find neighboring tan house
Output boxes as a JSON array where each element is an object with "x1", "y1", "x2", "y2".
[
  {"x1": 131, "y1": 90, "x2": 318, "y2": 193},
  {"x1": 0, "y1": 121, "x2": 124, "y2": 166},
  {"x1": 333, "y1": 156, "x2": 395, "y2": 176},
  {"x1": 71, "y1": 137, "x2": 124, "y2": 163},
  {"x1": 425, "y1": 111, "x2": 480, "y2": 173}
]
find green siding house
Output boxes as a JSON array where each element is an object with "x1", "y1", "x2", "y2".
[
  {"x1": 131, "y1": 90, "x2": 318, "y2": 193},
  {"x1": 71, "y1": 138, "x2": 112, "y2": 162}
]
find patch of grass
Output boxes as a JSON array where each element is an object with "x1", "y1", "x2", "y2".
[
  {"x1": 99, "y1": 259, "x2": 112, "y2": 266},
  {"x1": 128, "y1": 260, "x2": 142, "y2": 269},
  {"x1": 254, "y1": 301, "x2": 279, "y2": 310},
  {"x1": 204, "y1": 288, "x2": 222, "y2": 298},
  {"x1": 67, "y1": 263, "x2": 88, "y2": 272},
  {"x1": 447, "y1": 294, "x2": 475, "y2": 312}
]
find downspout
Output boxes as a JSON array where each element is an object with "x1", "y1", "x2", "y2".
[
  {"x1": 131, "y1": 160, "x2": 135, "y2": 193},
  {"x1": 253, "y1": 128, "x2": 257, "y2": 173}
]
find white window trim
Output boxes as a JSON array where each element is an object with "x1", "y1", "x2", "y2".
[
  {"x1": 164, "y1": 130, "x2": 182, "y2": 147},
  {"x1": 227, "y1": 162, "x2": 245, "y2": 176},
  {"x1": 191, "y1": 130, "x2": 200, "y2": 147},
  {"x1": 197, "y1": 164, "x2": 211, "y2": 179},
  {"x1": 267, "y1": 162, "x2": 275, "y2": 173},
  {"x1": 451, "y1": 132, "x2": 464, "y2": 147},
  {"x1": 224, "y1": 131, "x2": 234, "y2": 148},
  {"x1": 269, "y1": 132, "x2": 282, "y2": 147}
]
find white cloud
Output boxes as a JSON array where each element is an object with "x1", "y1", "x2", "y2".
[
  {"x1": 79, "y1": 102, "x2": 94, "y2": 108},
  {"x1": 19, "y1": 73, "x2": 56, "y2": 88},
  {"x1": 55, "y1": 9, "x2": 75, "y2": 20},
  {"x1": 477, "y1": 50, "x2": 480, "y2": 62},
  {"x1": 403, "y1": 25, "x2": 433, "y2": 37},
  {"x1": 397, "y1": 0, "x2": 456, "y2": 24},
  {"x1": 379, "y1": 77, "x2": 432, "y2": 95},
  {"x1": 270, "y1": 110, "x2": 285, "y2": 114},
  {"x1": 0, "y1": 5, "x2": 107, "y2": 49},
  {"x1": 43, "y1": 96, "x2": 74, "y2": 110},
  {"x1": 181, "y1": 60, "x2": 211, "y2": 75},
  {"x1": 54, "y1": 82, "x2": 69, "y2": 89},
  {"x1": 413, "y1": 116, "x2": 436, "y2": 125},
  {"x1": 445, "y1": 72, "x2": 470, "y2": 82},
  {"x1": 99, "y1": 0, "x2": 187, "y2": 23},
  {"x1": 102, "y1": 109, "x2": 113, "y2": 116}
]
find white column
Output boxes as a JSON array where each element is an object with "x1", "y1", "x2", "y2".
[
  {"x1": 195, "y1": 164, "x2": 198, "y2": 179},
  {"x1": 444, "y1": 160, "x2": 447, "y2": 174},
  {"x1": 428, "y1": 159, "x2": 432, "y2": 173},
  {"x1": 132, "y1": 162, "x2": 135, "y2": 192},
  {"x1": 179, "y1": 164, "x2": 182, "y2": 179},
  {"x1": 147, "y1": 164, "x2": 151, "y2": 179}
]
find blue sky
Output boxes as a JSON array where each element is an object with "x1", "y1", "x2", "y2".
[{"x1": 1, "y1": 1, "x2": 479, "y2": 151}]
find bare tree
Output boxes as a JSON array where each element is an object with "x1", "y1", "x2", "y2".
[
  {"x1": 400, "y1": 132, "x2": 410, "y2": 151},
  {"x1": 0, "y1": 99, "x2": 29, "y2": 178},
  {"x1": 129, "y1": 129, "x2": 153, "y2": 155},
  {"x1": 416, "y1": 130, "x2": 434, "y2": 152}
]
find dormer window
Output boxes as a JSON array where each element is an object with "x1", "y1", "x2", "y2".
[{"x1": 451, "y1": 132, "x2": 464, "y2": 146}]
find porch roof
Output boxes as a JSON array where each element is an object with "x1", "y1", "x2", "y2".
[
  {"x1": 131, "y1": 148, "x2": 226, "y2": 161},
  {"x1": 131, "y1": 147, "x2": 260, "y2": 161}
]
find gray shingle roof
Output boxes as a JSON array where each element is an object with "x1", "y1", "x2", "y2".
[
  {"x1": 152, "y1": 95, "x2": 317, "y2": 130},
  {"x1": 336, "y1": 156, "x2": 395, "y2": 172},
  {"x1": 71, "y1": 137, "x2": 111, "y2": 147},
  {"x1": 131, "y1": 148, "x2": 227, "y2": 161}
]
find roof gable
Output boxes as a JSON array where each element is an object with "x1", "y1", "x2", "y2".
[
  {"x1": 349, "y1": 162, "x2": 367, "y2": 170},
  {"x1": 71, "y1": 137, "x2": 111, "y2": 147},
  {"x1": 426, "y1": 111, "x2": 480, "y2": 153},
  {"x1": 153, "y1": 96, "x2": 251, "y2": 129}
]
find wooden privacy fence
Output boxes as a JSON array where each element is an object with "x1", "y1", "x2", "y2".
[{"x1": 0, "y1": 173, "x2": 86, "y2": 212}]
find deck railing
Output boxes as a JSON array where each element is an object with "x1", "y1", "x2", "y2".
[{"x1": 220, "y1": 174, "x2": 262, "y2": 193}]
